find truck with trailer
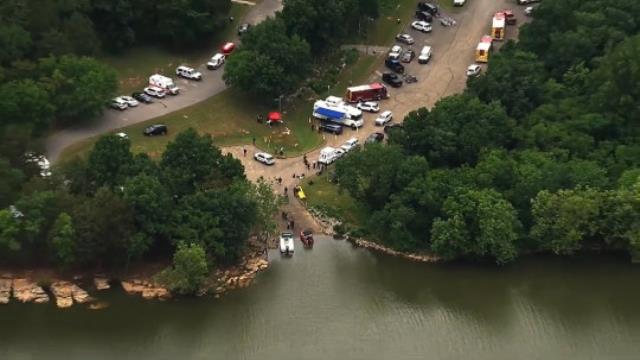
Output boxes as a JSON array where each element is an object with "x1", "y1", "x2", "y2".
[
  {"x1": 344, "y1": 83, "x2": 389, "y2": 103},
  {"x1": 312, "y1": 100, "x2": 363, "y2": 129},
  {"x1": 149, "y1": 74, "x2": 180, "y2": 95}
]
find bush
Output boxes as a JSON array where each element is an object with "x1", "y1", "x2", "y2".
[{"x1": 157, "y1": 242, "x2": 209, "y2": 295}]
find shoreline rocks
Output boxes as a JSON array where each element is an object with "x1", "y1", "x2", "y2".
[
  {"x1": 12, "y1": 278, "x2": 50, "y2": 304},
  {"x1": 213, "y1": 255, "x2": 269, "y2": 297},
  {"x1": 94, "y1": 277, "x2": 111, "y2": 291},
  {"x1": 0, "y1": 278, "x2": 11, "y2": 304},
  {"x1": 350, "y1": 238, "x2": 440, "y2": 263},
  {"x1": 49, "y1": 281, "x2": 93, "y2": 308},
  {"x1": 121, "y1": 280, "x2": 171, "y2": 300}
]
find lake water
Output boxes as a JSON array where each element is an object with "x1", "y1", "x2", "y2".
[{"x1": 2, "y1": 237, "x2": 639, "y2": 360}]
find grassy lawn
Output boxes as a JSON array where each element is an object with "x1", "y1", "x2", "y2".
[
  {"x1": 301, "y1": 176, "x2": 369, "y2": 227},
  {"x1": 101, "y1": 3, "x2": 249, "y2": 94},
  {"x1": 60, "y1": 53, "x2": 380, "y2": 162}
]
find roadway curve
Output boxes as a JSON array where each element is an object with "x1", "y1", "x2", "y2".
[{"x1": 45, "y1": 0, "x2": 284, "y2": 162}]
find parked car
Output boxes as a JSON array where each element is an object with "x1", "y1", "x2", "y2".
[
  {"x1": 207, "y1": 53, "x2": 226, "y2": 70},
  {"x1": 384, "y1": 123, "x2": 404, "y2": 134},
  {"x1": 524, "y1": 6, "x2": 535, "y2": 15},
  {"x1": 120, "y1": 96, "x2": 139, "y2": 107},
  {"x1": 382, "y1": 72, "x2": 403, "y2": 88},
  {"x1": 132, "y1": 92, "x2": 153, "y2": 104},
  {"x1": 24, "y1": 152, "x2": 51, "y2": 177},
  {"x1": 517, "y1": 0, "x2": 540, "y2": 4},
  {"x1": 375, "y1": 110, "x2": 393, "y2": 126},
  {"x1": 453, "y1": 0, "x2": 466, "y2": 6},
  {"x1": 144, "y1": 86, "x2": 166, "y2": 98},
  {"x1": 395, "y1": 33, "x2": 415, "y2": 45},
  {"x1": 356, "y1": 101, "x2": 379, "y2": 113},
  {"x1": 254, "y1": 152, "x2": 275, "y2": 165},
  {"x1": 401, "y1": 49, "x2": 416, "y2": 63},
  {"x1": 143, "y1": 124, "x2": 168, "y2": 136},
  {"x1": 334, "y1": 148, "x2": 346, "y2": 159},
  {"x1": 176, "y1": 65, "x2": 202, "y2": 81},
  {"x1": 415, "y1": 11, "x2": 433, "y2": 22},
  {"x1": 110, "y1": 97, "x2": 128, "y2": 110},
  {"x1": 466, "y1": 64, "x2": 482, "y2": 77},
  {"x1": 411, "y1": 20, "x2": 432, "y2": 33},
  {"x1": 221, "y1": 42, "x2": 235, "y2": 55},
  {"x1": 319, "y1": 123, "x2": 343, "y2": 135},
  {"x1": 365, "y1": 132, "x2": 385, "y2": 144},
  {"x1": 500, "y1": 9, "x2": 517, "y2": 25},
  {"x1": 115, "y1": 132, "x2": 128, "y2": 139},
  {"x1": 418, "y1": 46, "x2": 432, "y2": 64},
  {"x1": 385, "y1": 58, "x2": 405, "y2": 73},
  {"x1": 418, "y1": 2, "x2": 439, "y2": 15},
  {"x1": 238, "y1": 23, "x2": 251, "y2": 36},
  {"x1": 388, "y1": 45, "x2": 403, "y2": 60},
  {"x1": 341, "y1": 137, "x2": 360, "y2": 152}
]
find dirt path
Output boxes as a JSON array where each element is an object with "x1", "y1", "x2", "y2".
[
  {"x1": 45, "y1": 0, "x2": 284, "y2": 162},
  {"x1": 224, "y1": 0, "x2": 530, "y2": 232}
]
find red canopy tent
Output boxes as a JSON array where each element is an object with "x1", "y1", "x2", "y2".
[{"x1": 267, "y1": 111, "x2": 282, "y2": 124}]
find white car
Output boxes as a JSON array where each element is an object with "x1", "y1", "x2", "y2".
[
  {"x1": 375, "y1": 111, "x2": 393, "y2": 126},
  {"x1": 411, "y1": 20, "x2": 432, "y2": 33},
  {"x1": 279, "y1": 232, "x2": 294, "y2": 254},
  {"x1": 341, "y1": 138, "x2": 359, "y2": 152},
  {"x1": 115, "y1": 132, "x2": 128, "y2": 139},
  {"x1": 524, "y1": 6, "x2": 534, "y2": 15},
  {"x1": 24, "y1": 152, "x2": 51, "y2": 177},
  {"x1": 119, "y1": 96, "x2": 139, "y2": 107},
  {"x1": 110, "y1": 97, "x2": 128, "y2": 110},
  {"x1": 395, "y1": 33, "x2": 415, "y2": 45},
  {"x1": 144, "y1": 86, "x2": 166, "y2": 98},
  {"x1": 207, "y1": 53, "x2": 226, "y2": 70},
  {"x1": 388, "y1": 45, "x2": 402, "y2": 60},
  {"x1": 418, "y1": 46, "x2": 432, "y2": 64},
  {"x1": 254, "y1": 152, "x2": 275, "y2": 165},
  {"x1": 176, "y1": 65, "x2": 202, "y2": 80},
  {"x1": 334, "y1": 148, "x2": 346, "y2": 159},
  {"x1": 356, "y1": 101, "x2": 379, "y2": 113},
  {"x1": 453, "y1": 0, "x2": 466, "y2": 6},
  {"x1": 466, "y1": 64, "x2": 482, "y2": 77}
]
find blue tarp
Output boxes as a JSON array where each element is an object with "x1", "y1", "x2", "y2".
[{"x1": 314, "y1": 107, "x2": 345, "y2": 120}]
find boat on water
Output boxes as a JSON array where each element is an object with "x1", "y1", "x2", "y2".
[
  {"x1": 300, "y1": 229, "x2": 314, "y2": 248},
  {"x1": 279, "y1": 232, "x2": 295, "y2": 255}
]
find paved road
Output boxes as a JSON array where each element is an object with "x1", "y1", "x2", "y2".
[
  {"x1": 46, "y1": 0, "x2": 283, "y2": 162},
  {"x1": 224, "y1": 0, "x2": 530, "y2": 232}
]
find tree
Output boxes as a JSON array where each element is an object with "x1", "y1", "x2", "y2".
[
  {"x1": 158, "y1": 242, "x2": 208, "y2": 295},
  {"x1": 37, "y1": 55, "x2": 117, "y2": 122},
  {"x1": 0, "y1": 209, "x2": 21, "y2": 253},
  {"x1": 160, "y1": 128, "x2": 229, "y2": 196},
  {"x1": 48, "y1": 212, "x2": 76, "y2": 268},
  {"x1": 396, "y1": 95, "x2": 515, "y2": 167},
  {"x1": 0, "y1": 79, "x2": 53, "y2": 130},
  {"x1": 123, "y1": 174, "x2": 172, "y2": 254},
  {"x1": 87, "y1": 134, "x2": 134, "y2": 188},
  {"x1": 530, "y1": 188, "x2": 601, "y2": 255},
  {"x1": 0, "y1": 24, "x2": 31, "y2": 65},
  {"x1": 224, "y1": 17, "x2": 311, "y2": 99},
  {"x1": 0, "y1": 158, "x2": 24, "y2": 208},
  {"x1": 248, "y1": 178, "x2": 282, "y2": 242},
  {"x1": 431, "y1": 189, "x2": 521, "y2": 264}
]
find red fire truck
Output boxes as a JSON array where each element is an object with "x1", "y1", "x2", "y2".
[{"x1": 344, "y1": 83, "x2": 389, "y2": 103}]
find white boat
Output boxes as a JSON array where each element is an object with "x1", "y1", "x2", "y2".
[{"x1": 279, "y1": 232, "x2": 295, "y2": 255}]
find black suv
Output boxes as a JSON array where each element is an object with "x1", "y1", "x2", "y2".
[
  {"x1": 385, "y1": 58, "x2": 405, "y2": 73},
  {"x1": 365, "y1": 132, "x2": 385, "y2": 144},
  {"x1": 132, "y1": 92, "x2": 153, "y2": 104},
  {"x1": 382, "y1": 72, "x2": 403, "y2": 88},
  {"x1": 319, "y1": 123, "x2": 343, "y2": 135},
  {"x1": 418, "y1": 2, "x2": 438, "y2": 15},
  {"x1": 415, "y1": 11, "x2": 433, "y2": 22},
  {"x1": 143, "y1": 124, "x2": 168, "y2": 136}
]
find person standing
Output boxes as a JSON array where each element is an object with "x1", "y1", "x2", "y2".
[{"x1": 243, "y1": 147, "x2": 247, "y2": 157}]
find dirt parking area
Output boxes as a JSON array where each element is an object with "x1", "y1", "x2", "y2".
[{"x1": 225, "y1": 0, "x2": 531, "y2": 232}]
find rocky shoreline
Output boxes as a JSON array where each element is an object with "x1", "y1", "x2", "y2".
[
  {"x1": 307, "y1": 206, "x2": 440, "y2": 263},
  {"x1": 0, "y1": 237, "x2": 272, "y2": 308}
]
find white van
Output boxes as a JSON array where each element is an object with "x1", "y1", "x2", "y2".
[
  {"x1": 418, "y1": 46, "x2": 432, "y2": 64},
  {"x1": 318, "y1": 147, "x2": 339, "y2": 165},
  {"x1": 149, "y1": 74, "x2": 180, "y2": 95}
]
